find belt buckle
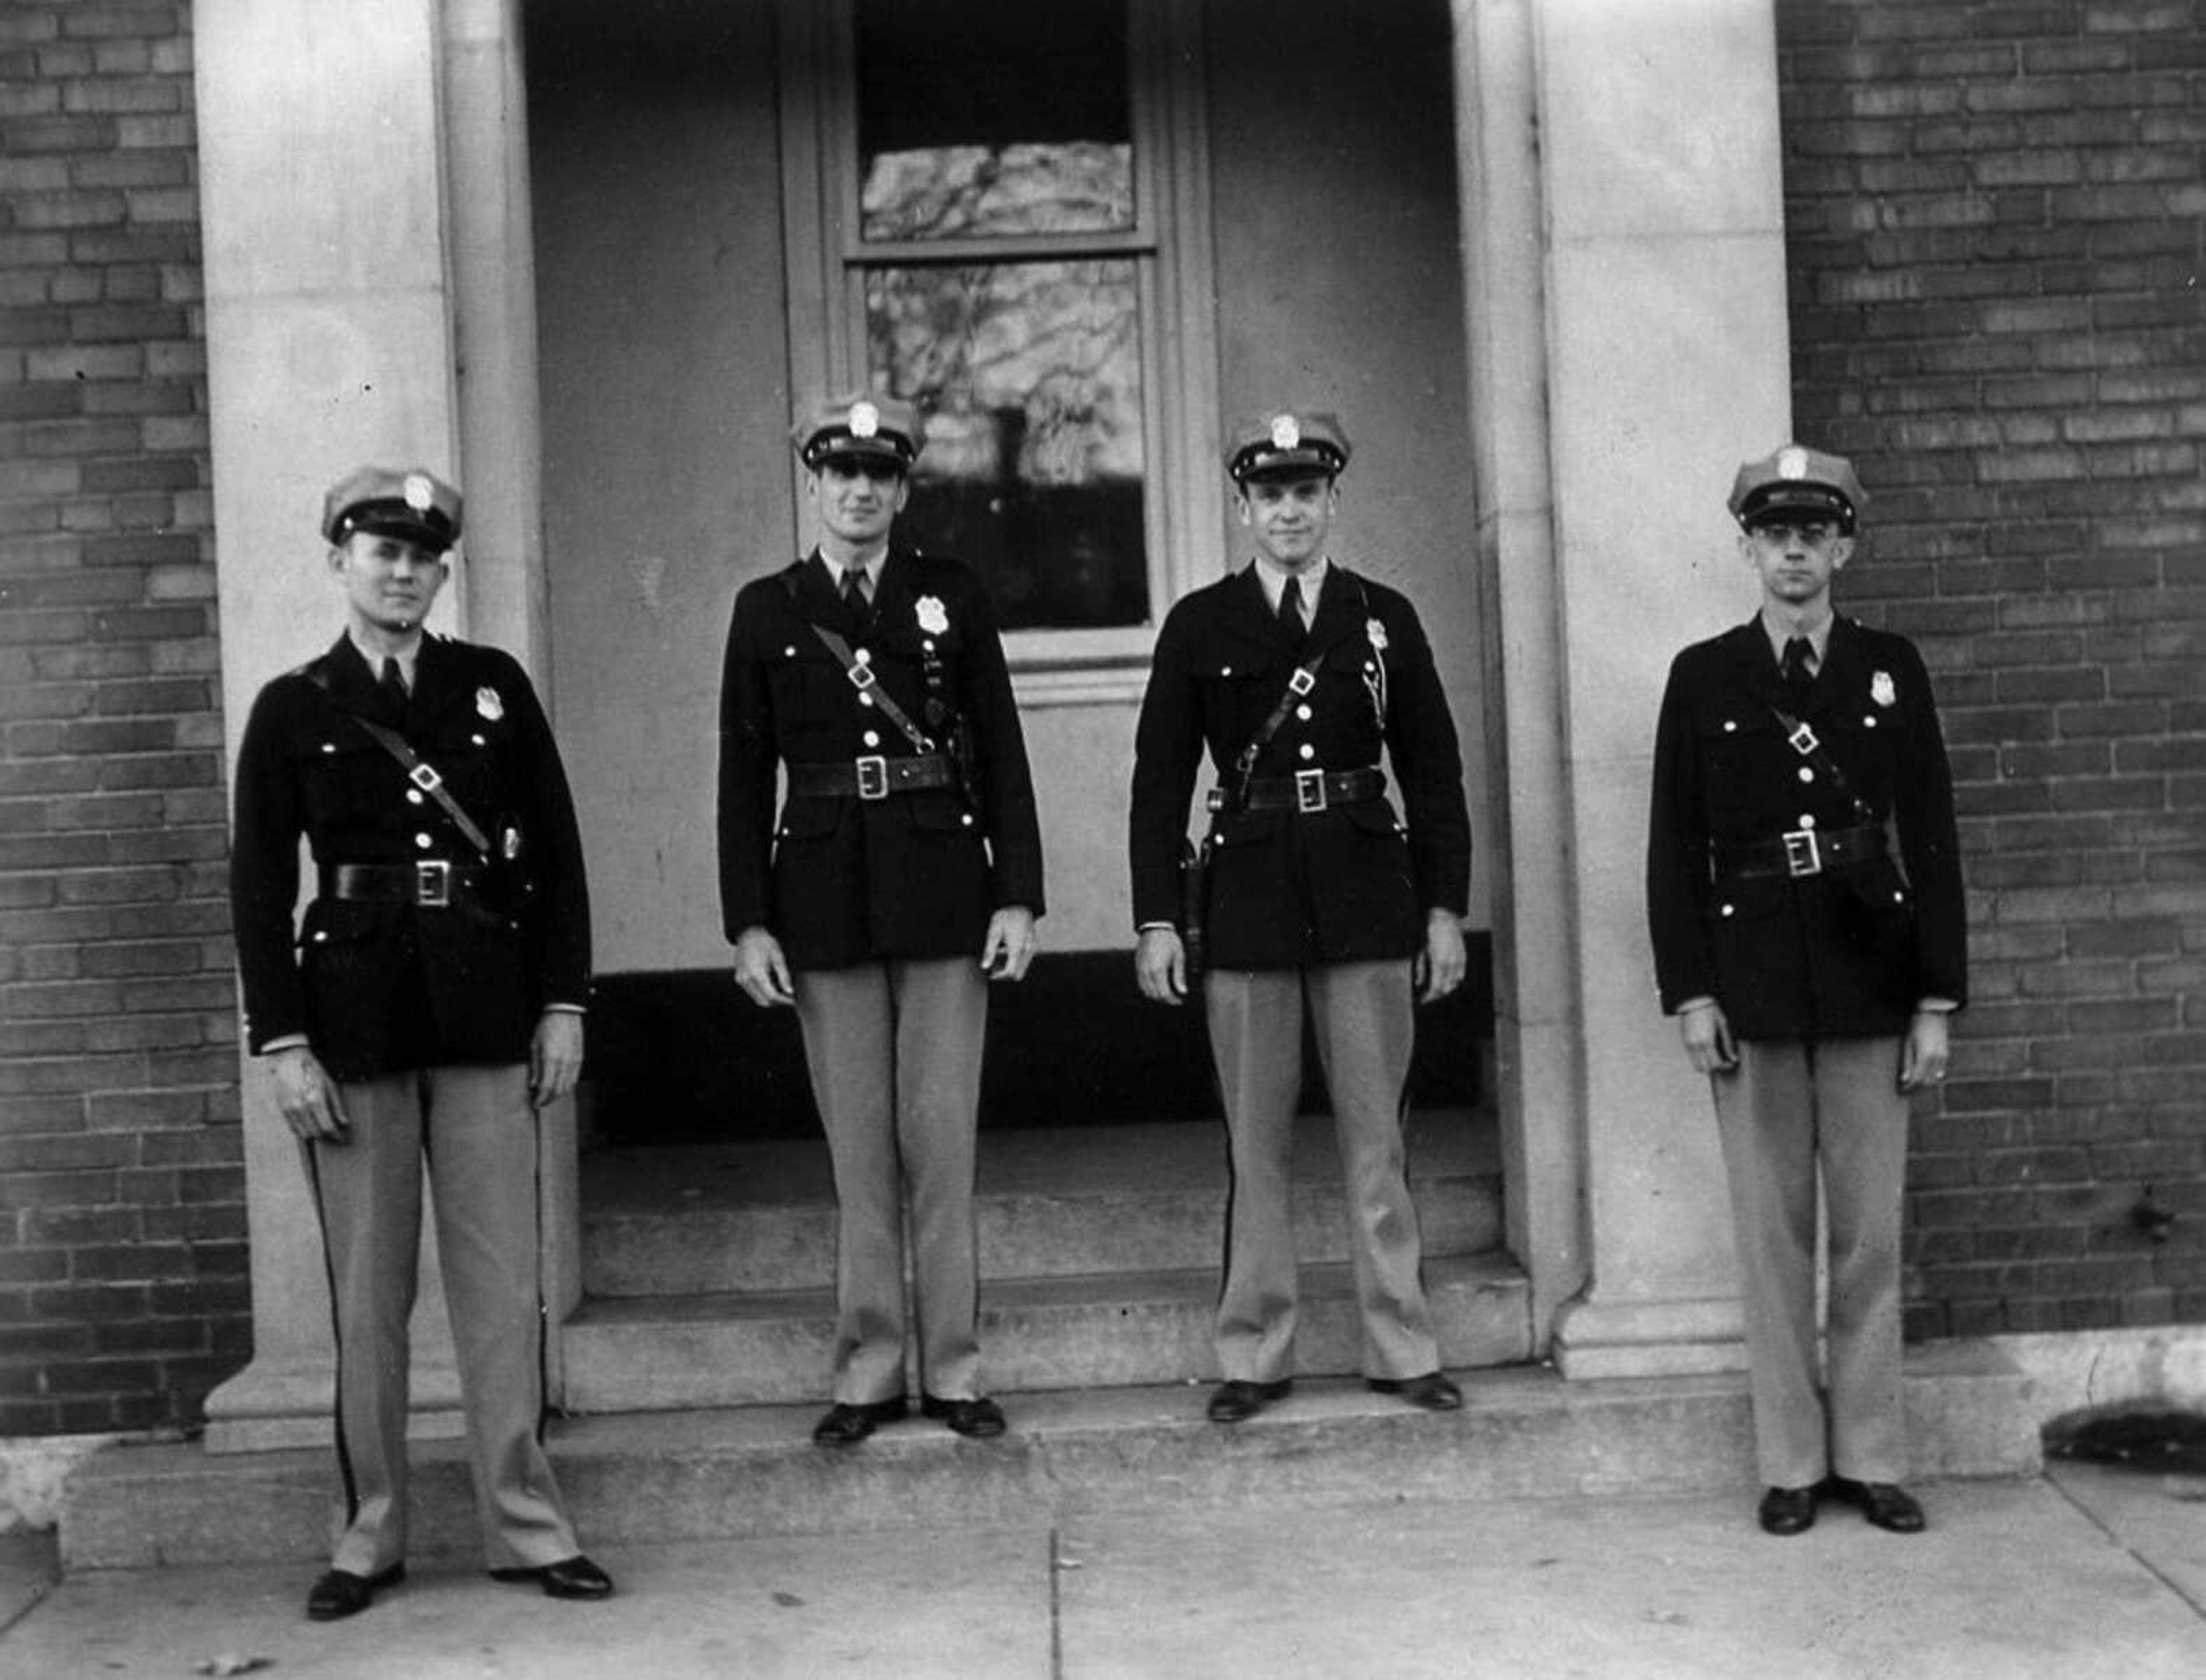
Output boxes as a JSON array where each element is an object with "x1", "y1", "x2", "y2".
[
  {"x1": 1781, "y1": 829, "x2": 1821, "y2": 878},
  {"x1": 1294, "y1": 768, "x2": 1328, "y2": 814},
  {"x1": 855, "y1": 755, "x2": 889, "y2": 800},
  {"x1": 415, "y1": 860, "x2": 453, "y2": 906}
]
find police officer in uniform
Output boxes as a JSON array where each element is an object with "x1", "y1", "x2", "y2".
[
  {"x1": 1646, "y1": 444, "x2": 1965, "y2": 1536},
  {"x1": 1129, "y1": 411, "x2": 1472, "y2": 1424},
  {"x1": 229, "y1": 467, "x2": 612, "y2": 1619},
  {"x1": 719, "y1": 394, "x2": 1044, "y2": 1447}
]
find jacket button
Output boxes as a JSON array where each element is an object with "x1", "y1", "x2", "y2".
[
  {"x1": 414, "y1": 833, "x2": 433, "y2": 849},
  {"x1": 1798, "y1": 766, "x2": 1815, "y2": 783},
  {"x1": 784, "y1": 645, "x2": 797, "y2": 657},
  {"x1": 406, "y1": 789, "x2": 425, "y2": 806},
  {"x1": 1797, "y1": 814, "x2": 1815, "y2": 829},
  {"x1": 1295, "y1": 704, "x2": 1312, "y2": 720},
  {"x1": 1720, "y1": 904, "x2": 1736, "y2": 918},
  {"x1": 961, "y1": 814, "x2": 975, "y2": 827},
  {"x1": 1298, "y1": 743, "x2": 1316, "y2": 760},
  {"x1": 1220, "y1": 665, "x2": 1233, "y2": 677},
  {"x1": 1723, "y1": 720, "x2": 1737, "y2": 733},
  {"x1": 471, "y1": 733, "x2": 485, "y2": 746},
  {"x1": 863, "y1": 731, "x2": 881, "y2": 748},
  {"x1": 859, "y1": 692, "x2": 875, "y2": 708},
  {"x1": 1864, "y1": 716, "x2": 1878, "y2": 728}
]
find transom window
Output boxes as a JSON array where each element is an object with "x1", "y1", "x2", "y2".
[{"x1": 780, "y1": 0, "x2": 1219, "y2": 699}]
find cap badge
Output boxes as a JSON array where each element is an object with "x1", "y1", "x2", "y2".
[
  {"x1": 849, "y1": 400, "x2": 880, "y2": 439},
  {"x1": 476, "y1": 685, "x2": 504, "y2": 722},
  {"x1": 1365, "y1": 617, "x2": 1389, "y2": 653},
  {"x1": 1269, "y1": 414, "x2": 1302, "y2": 450},
  {"x1": 403, "y1": 473, "x2": 436, "y2": 513},
  {"x1": 1776, "y1": 446, "x2": 1809, "y2": 481},
  {"x1": 1871, "y1": 670, "x2": 1897, "y2": 708},
  {"x1": 915, "y1": 595, "x2": 949, "y2": 635}
]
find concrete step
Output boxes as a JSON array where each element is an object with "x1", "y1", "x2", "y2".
[
  {"x1": 581, "y1": 1109, "x2": 1502, "y2": 1296},
  {"x1": 61, "y1": 1342, "x2": 2041, "y2": 1570},
  {"x1": 561, "y1": 1252, "x2": 1534, "y2": 1412}
]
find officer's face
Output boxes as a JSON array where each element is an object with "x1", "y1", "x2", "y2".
[
  {"x1": 808, "y1": 458, "x2": 909, "y2": 549},
  {"x1": 1741, "y1": 516, "x2": 1852, "y2": 608},
  {"x1": 1236, "y1": 473, "x2": 1337, "y2": 571},
  {"x1": 329, "y1": 530, "x2": 449, "y2": 637}
]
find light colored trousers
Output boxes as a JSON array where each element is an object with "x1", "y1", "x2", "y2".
[
  {"x1": 1204, "y1": 960, "x2": 1441, "y2": 1385},
  {"x1": 795, "y1": 957, "x2": 988, "y2": 1405},
  {"x1": 304, "y1": 1064, "x2": 579, "y2": 1577},
  {"x1": 1711, "y1": 1035, "x2": 1911, "y2": 1487}
]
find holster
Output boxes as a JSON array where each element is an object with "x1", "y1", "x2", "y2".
[{"x1": 1178, "y1": 833, "x2": 1213, "y2": 979}]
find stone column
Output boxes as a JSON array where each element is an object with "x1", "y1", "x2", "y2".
[
  {"x1": 1452, "y1": 0, "x2": 1795, "y2": 1376},
  {"x1": 198, "y1": 0, "x2": 565, "y2": 1449}
]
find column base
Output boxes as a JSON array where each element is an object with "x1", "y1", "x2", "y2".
[
  {"x1": 202, "y1": 1355, "x2": 466, "y2": 1455},
  {"x1": 1549, "y1": 1294, "x2": 1749, "y2": 1381}
]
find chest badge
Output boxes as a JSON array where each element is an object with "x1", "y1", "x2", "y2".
[
  {"x1": 915, "y1": 595, "x2": 950, "y2": 635},
  {"x1": 1365, "y1": 618, "x2": 1388, "y2": 652},
  {"x1": 1870, "y1": 670, "x2": 1897, "y2": 708},
  {"x1": 476, "y1": 685, "x2": 504, "y2": 722}
]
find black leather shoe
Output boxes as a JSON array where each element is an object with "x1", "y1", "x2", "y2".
[
  {"x1": 1757, "y1": 1485, "x2": 1819, "y2": 1536},
  {"x1": 1829, "y1": 1477, "x2": 1926, "y2": 1533},
  {"x1": 811, "y1": 1394, "x2": 910, "y2": 1447},
  {"x1": 921, "y1": 1393, "x2": 1008, "y2": 1438},
  {"x1": 1368, "y1": 1371, "x2": 1463, "y2": 1412},
  {"x1": 306, "y1": 1562, "x2": 403, "y2": 1621},
  {"x1": 1206, "y1": 1378, "x2": 1292, "y2": 1424},
  {"x1": 490, "y1": 1554, "x2": 616, "y2": 1600}
]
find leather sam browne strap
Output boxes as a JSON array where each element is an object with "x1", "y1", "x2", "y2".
[
  {"x1": 349, "y1": 714, "x2": 496, "y2": 860},
  {"x1": 807, "y1": 621, "x2": 936, "y2": 756}
]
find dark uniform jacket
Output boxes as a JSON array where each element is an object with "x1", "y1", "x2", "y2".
[
  {"x1": 1646, "y1": 614, "x2": 1966, "y2": 1041},
  {"x1": 229, "y1": 633, "x2": 591, "y2": 1080},
  {"x1": 717, "y1": 546, "x2": 1044, "y2": 969},
  {"x1": 1129, "y1": 562, "x2": 1471, "y2": 969}
]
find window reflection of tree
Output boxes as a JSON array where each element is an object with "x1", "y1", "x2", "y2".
[{"x1": 868, "y1": 261, "x2": 1147, "y2": 631}]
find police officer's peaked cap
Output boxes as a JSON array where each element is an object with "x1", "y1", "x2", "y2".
[
  {"x1": 1226, "y1": 411, "x2": 1351, "y2": 484},
  {"x1": 1728, "y1": 444, "x2": 1866, "y2": 534},
  {"x1": 792, "y1": 392, "x2": 923, "y2": 471},
  {"x1": 322, "y1": 465, "x2": 463, "y2": 552}
]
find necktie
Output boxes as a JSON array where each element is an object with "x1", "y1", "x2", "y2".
[
  {"x1": 379, "y1": 656, "x2": 409, "y2": 715},
  {"x1": 842, "y1": 564, "x2": 870, "y2": 611},
  {"x1": 1781, "y1": 636, "x2": 1815, "y2": 702},
  {"x1": 1279, "y1": 575, "x2": 1305, "y2": 635}
]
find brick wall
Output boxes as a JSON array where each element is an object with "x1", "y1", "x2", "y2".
[
  {"x1": 0, "y1": 4, "x2": 245, "y2": 1435},
  {"x1": 1779, "y1": 0, "x2": 2206, "y2": 1336}
]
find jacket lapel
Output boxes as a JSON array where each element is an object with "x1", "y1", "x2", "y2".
[
  {"x1": 1301, "y1": 564, "x2": 1367, "y2": 665},
  {"x1": 408, "y1": 634, "x2": 476, "y2": 732},
  {"x1": 317, "y1": 633, "x2": 408, "y2": 726}
]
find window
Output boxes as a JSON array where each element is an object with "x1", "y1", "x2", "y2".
[{"x1": 779, "y1": 0, "x2": 1220, "y2": 701}]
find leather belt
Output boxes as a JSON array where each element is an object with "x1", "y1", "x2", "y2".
[
  {"x1": 787, "y1": 752, "x2": 958, "y2": 802},
  {"x1": 1720, "y1": 821, "x2": 1887, "y2": 881},
  {"x1": 1230, "y1": 766, "x2": 1387, "y2": 815},
  {"x1": 322, "y1": 860, "x2": 484, "y2": 908}
]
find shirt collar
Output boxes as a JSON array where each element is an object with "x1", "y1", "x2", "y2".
[
  {"x1": 819, "y1": 549, "x2": 885, "y2": 587},
  {"x1": 346, "y1": 627, "x2": 424, "y2": 685},
  {"x1": 1252, "y1": 554, "x2": 1328, "y2": 612},
  {"x1": 1758, "y1": 609, "x2": 1833, "y2": 669}
]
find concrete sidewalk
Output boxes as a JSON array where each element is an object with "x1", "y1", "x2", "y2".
[{"x1": 4, "y1": 1464, "x2": 2201, "y2": 1678}]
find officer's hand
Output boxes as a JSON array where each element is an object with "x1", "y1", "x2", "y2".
[
  {"x1": 1898, "y1": 1008, "x2": 1951, "y2": 1092},
  {"x1": 1677, "y1": 1000, "x2": 1739, "y2": 1076},
  {"x1": 269, "y1": 1045, "x2": 349, "y2": 1143},
  {"x1": 1415, "y1": 910, "x2": 1467, "y2": 1003},
  {"x1": 530, "y1": 1011, "x2": 585, "y2": 1109},
  {"x1": 981, "y1": 907, "x2": 1038, "y2": 982},
  {"x1": 1135, "y1": 927, "x2": 1186, "y2": 1005},
  {"x1": 733, "y1": 926, "x2": 796, "y2": 1008}
]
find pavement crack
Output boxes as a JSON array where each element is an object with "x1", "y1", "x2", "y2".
[{"x1": 2047, "y1": 1469, "x2": 2206, "y2": 1624}]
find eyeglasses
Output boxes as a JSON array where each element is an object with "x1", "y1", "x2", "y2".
[{"x1": 1748, "y1": 521, "x2": 1842, "y2": 548}]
